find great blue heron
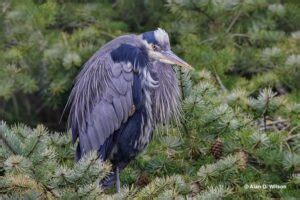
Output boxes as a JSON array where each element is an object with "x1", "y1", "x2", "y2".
[{"x1": 67, "y1": 28, "x2": 192, "y2": 192}]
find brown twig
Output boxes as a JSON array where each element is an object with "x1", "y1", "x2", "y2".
[
  {"x1": 214, "y1": 73, "x2": 227, "y2": 92},
  {"x1": 226, "y1": 12, "x2": 242, "y2": 33}
]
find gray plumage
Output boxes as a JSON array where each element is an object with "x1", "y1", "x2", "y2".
[{"x1": 69, "y1": 52, "x2": 134, "y2": 154}]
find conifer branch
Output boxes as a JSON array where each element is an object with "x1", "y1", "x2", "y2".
[
  {"x1": 190, "y1": 0, "x2": 215, "y2": 23},
  {"x1": 0, "y1": 134, "x2": 18, "y2": 155},
  {"x1": 0, "y1": 122, "x2": 21, "y2": 155}
]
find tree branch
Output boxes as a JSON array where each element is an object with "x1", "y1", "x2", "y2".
[
  {"x1": 190, "y1": 0, "x2": 215, "y2": 23},
  {"x1": 0, "y1": 125, "x2": 18, "y2": 155},
  {"x1": 226, "y1": 12, "x2": 242, "y2": 33}
]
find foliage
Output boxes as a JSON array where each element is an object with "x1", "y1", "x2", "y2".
[
  {"x1": 1, "y1": 73, "x2": 299, "y2": 199},
  {"x1": 0, "y1": 0, "x2": 128, "y2": 128},
  {"x1": 1, "y1": 0, "x2": 300, "y2": 199},
  {"x1": 0, "y1": 121, "x2": 111, "y2": 199},
  {"x1": 1, "y1": 0, "x2": 300, "y2": 128},
  {"x1": 166, "y1": 0, "x2": 300, "y2": 93}
]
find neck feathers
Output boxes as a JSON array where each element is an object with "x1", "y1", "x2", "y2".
[{"x1": 151, "y1": 62, "x2": 181, "y2": 125}]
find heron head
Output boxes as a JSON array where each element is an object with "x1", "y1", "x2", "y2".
[{"x1": 141, "y1": 28, "x2": 193, "y2": 70}]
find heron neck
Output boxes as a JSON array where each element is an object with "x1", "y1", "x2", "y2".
[{"x1": 151, "y1": 62, "x2": 181, "y2": 125}]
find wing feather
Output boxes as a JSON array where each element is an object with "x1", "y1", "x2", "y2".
[
  {"x1": 111, "y1": 76, "x2": 128, "y2": 95},
  {"x1": 123, "y1": 71, "x2": 133, "y2": 81},
  {"x1": 68, "y1": 52, "x2": 139, "y2": 157},
  {"x1": 67, "y1": 35, "x2": 148, "y2": 159},
  {"x1": 111, "y1": 63, "x2": 123, "y2": 77},
  {"x1": 112, "y1": 97, "x2": 124, "y2": 120}
]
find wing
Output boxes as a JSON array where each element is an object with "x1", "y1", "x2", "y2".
[
  {"x1": 69, "y1": 57, "x2": 134, "y2": 156},
  {"x1": 67, "y1": 35, "x2": 147, "y2": 158}
]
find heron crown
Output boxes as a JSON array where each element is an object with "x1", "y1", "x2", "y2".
[
  {"x1": 142, "y1": 28, "x2": 170, "y2": 49},
  {"x1": 154, "y1": 28, "x2": 169, "y2": 46}
]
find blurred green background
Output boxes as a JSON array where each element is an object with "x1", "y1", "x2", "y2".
[{"x1": 0, "y1": 0, "x2": 299, "y2": 130}]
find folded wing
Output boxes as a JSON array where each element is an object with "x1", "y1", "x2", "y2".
[{"x1": 68, "y1": 53, "x2": 134, "y2": 157}]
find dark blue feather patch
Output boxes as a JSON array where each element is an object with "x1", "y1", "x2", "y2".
[
  {"x1": 111, "y1": 44, "x2": 148, "y2": 68},
  {"x1": 142, "y1": 31, "x2": 158, "y2": 45},
  {"x1": 132, "y1": 74, "x2": 143, "y2": 110}
]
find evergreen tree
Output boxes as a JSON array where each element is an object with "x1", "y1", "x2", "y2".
[
  {"x1": 165, "y1": 0, "x2": 300, "y2": 94},
  {"x1": 2, "y1": 72, "x2": 298, "y2": 199},
  {"x1": 0, "y1": 122, "x2": 111, "y2": 199},
  {"x1": 0, "y1": 0, "x2": 128, "y2": 128},
  {"x1": 0, "y1": 0, "x2": 300, "y2": 199}
]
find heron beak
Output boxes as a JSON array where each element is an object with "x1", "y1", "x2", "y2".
[{"x1": 160, "y1": 50, "x2": 193, "y2": 70}]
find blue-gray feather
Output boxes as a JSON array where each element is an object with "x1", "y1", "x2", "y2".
[{"x1": 67, "y1": 36, "x2": 142, "y2": 158}]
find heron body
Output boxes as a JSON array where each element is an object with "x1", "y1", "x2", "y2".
[{"x1": 67, "y1": 28, "x2": 191, "y2": 191}]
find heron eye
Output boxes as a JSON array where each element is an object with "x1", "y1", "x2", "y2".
[{"x1": 152, "y1": 44, "x2": 159, "y2": 51}]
